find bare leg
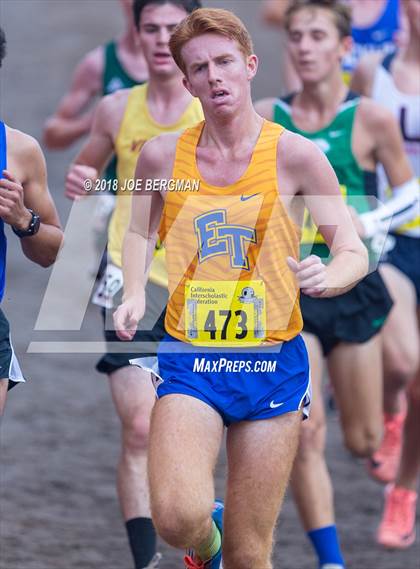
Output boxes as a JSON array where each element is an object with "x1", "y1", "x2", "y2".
[
  {"x1": 108, "y1": 366, "x2": 156, "y2": 520},
  {"x1": 376, "y1": 311, "x2": 420, "y2": 549},
  {"x1": 380, "y1": 264, "x2": 419, "y2": 415},
  {"x1": 222, "y1": 411, "x2": 302, "y2": 569},
  {"x1": 148, "y1": 394, "x2": 224, "y2": 550},
  {"x1": 328, "y1": 334, "x2": 383, "y2": 457},
  {"x1": 0, "y1": 379, "x2": 7, "y2": 418},
  {"x1": 397, "y1": 363, "x2": 420, "y2": 490},
  {"x1": 291, "y1": 333, "x2": 334, "y2": 530}
]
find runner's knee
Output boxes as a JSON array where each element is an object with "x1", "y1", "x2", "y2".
[
  {"x1": 152, "y1": 502, "x2": 210, "y2": 548},
  {"x1": 223, "y1": 541, "x2": 271, "y2": 569},
  {"x1": 122, "y1": 412, "x2": 151, "y2": 454},
  {"x1": 296, "y1": 413, "x2": 326, "y2": 460},
  {"x1": 386, "y1": 344, "x2": 419, "y2": 389},
  {"x1": 407, "y1": 376, "x2": 420, "y2": 406},
  {"x1": 344, "y1": 424, "x2": 382, "y2": 457}
]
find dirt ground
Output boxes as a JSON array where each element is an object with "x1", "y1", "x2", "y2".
[{"x1": 0, "y1": 1, "x2": 419, "y2": 568}]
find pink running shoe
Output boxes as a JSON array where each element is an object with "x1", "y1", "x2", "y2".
[
  {"x1": 367, "y1": 411, "x2": 406, "y2": 483},
  {"x1": 377, "y1": 485, "x2": 417, "y2": 549}
]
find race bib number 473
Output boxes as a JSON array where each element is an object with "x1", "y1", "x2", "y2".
[{"x1": 185, "y1": 280, "x2": 266, "y2": 347}]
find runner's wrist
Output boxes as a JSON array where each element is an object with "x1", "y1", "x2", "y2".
[{"x1": 122, "y1": 289, "x2": 144, "y2": 303}]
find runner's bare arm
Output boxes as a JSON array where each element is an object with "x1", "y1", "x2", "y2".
[
  {"x1": 261, "y1": 0, "x2": 291, "y2": 26},
  {"x1": 350, "y1": 53, "x2": 382, "y2": 96},
  {"x1": 122, "y1": 141, "x2": 166, "y2": 298},
  {"x1": 279, "y1": 132, "x2": 368, "y2": 297},
  {"x1": 369, "y1": 105, "x2": 413, "y2": 186},
  {"x1": 1, "y1": 130, "x2": 62, "y2": 267},
  {"x1": 43, "y1": 47, "x2": 103, "y2": 149},
  {"x1": 114, "y1": 134, "x2": 177, "y2": 340},
  {"x1": 355, "y1": 101, "x2": 418, "y2": 238},
  {"x1": 65, "y1": 93, "x2": 123, "y2": 200}
]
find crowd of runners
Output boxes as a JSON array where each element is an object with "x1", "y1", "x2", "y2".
[{"x1": 1, "y1": 1, "x2": 419, "y2": 568}]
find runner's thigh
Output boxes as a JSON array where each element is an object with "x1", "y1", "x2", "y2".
[
  {"x1": 328, "y1": 334, "x2": 383, "y2": 450},
  {"x1": 223, "y1": 411, "x2": 302, "y2": 555},
  {"x1": 148, "y1": 394, "x2": 224, "y2": 521},
  {"x1": 380, "y1": 264, "x2": 419, "y2": 372}
]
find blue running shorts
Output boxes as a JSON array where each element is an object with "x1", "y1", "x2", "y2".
[{"x1": 134, "y1": 333, "x2": 311, "y2": 426}]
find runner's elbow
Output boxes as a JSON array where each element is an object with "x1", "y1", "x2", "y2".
[
  {"x1": 30, "y1": 250, "x2": 58, "y2": 268},
  {"x1": 43, "y1": 118, "x2": 71, "y2": 150}
]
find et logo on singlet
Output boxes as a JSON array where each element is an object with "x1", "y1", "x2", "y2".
[{"x1": 194, "y1": 209, "x2": 256, "y2": 270}]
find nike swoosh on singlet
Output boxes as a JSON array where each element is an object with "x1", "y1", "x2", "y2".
[{"x1": 240, "y1": 193, "x2": 260, "y2": 201}]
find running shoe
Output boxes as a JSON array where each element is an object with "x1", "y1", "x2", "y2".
[
  {"x1": 184, "y1": 500, "x2": 224, "y2": 568},
  {"x1": 367, "y1": 410, "x2": 406, "y2": 483},
  {"x1": 143, "y1": 553, "x2": 162, "y2": 568},
  {"x1": 377, "y1": 485, "x2": 417, "y2": 549}
]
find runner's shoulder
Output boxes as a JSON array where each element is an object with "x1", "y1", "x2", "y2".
[
  {"x1": 142, "y1": 131, "x2": 183, "y2": 158},
  {"x1": 277, "y1": 129, "x2": 335, "y2": 190},
  {"x1": 357, "y1": 96, "x2": 397, "y2": 133},
  {"x1": 6, "y1": 126, "x2": 43, "y2": 161},
  {"x1": 76, "y1": 45, "x2": 104, "y2": 80},
  {"x1": 100, "y1": 87, "x2": 131, "y2": 108},
  {"x1": 95, "y1": 88, "x2": 131, "y2": 122},
  {"x1": 255, "y1": 98, "x2": 277, "y2": 120},
  {"x1": 351, "y1": 52, "x2": 385, "y2": 95},
  {"x1": 5, "y1": 126, "x2": 46, "y2": 183},
  {"x1": 136, "y1": 132, "x2": 182, "y2": 178},
  {"x1": 277, "y1": 129, "x2": 324, "y2": 166}
]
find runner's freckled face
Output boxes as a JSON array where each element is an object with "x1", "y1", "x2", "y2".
[
  {"x1": 287, "y1": 8, "x2": 352, "y2": 84},
  {"x1": 181, "y1": 34, "x2": 258, "y2": 117},
  {"x1": 139, "y1": 3, "x2": 188, "y2": 77}
]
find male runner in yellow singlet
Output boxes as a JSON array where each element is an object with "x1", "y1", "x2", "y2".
[
  {"x1": 114, "y1": 8, "x2": 368, "y2": 568},
  {"x1": 44, "y1": 0, "x2": 149, "y2": 280},
  {"x1": 64, "y1": 2, "x2": 202, "y2": 567}
]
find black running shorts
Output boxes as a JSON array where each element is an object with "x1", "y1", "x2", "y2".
[
  {"x1": 96, "y1": 281, "x2": 167, "y2": 375},
  {"x1": 300, "y1": 270, "x2": 393, "y2": 356},
  {"x1": 0, "y1": 308, "x2": 25, "y2": 389}
]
